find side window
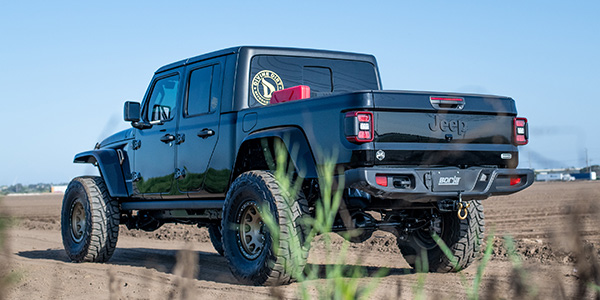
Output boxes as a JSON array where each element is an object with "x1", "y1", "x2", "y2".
[
  {"x1": 185, "y1": 64, "x2": 221, "y2": 116},
  {"x1": 146, "y1": 75, "x2": 180, "y2": 122},
  {"x1": 186, "y1": 66, "x2": 213, "y2": 116}
]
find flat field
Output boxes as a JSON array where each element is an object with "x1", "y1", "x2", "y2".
[{"x1": 2, "y1": 181, "x2": 600, "y2": 299}]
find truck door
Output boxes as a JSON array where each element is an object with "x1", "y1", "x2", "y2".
[
  {"x1": 132, "y1": 70, "x2": 182, "y2": 197},
  {"x1": 176, "y1": 60, "x2": 223, "y2": 196}
]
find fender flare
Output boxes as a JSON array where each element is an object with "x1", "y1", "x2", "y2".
[
  {"x1": 233, "y1": 126, "x2": 318, "y2": 181},
  {"x1": 74, "y1": 149, "x2": 131, "y2": 197}
]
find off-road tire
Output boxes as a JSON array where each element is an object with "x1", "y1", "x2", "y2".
[
  {"x1": 208, "y1": 223, "x2": 224, "y2": 256},
  {"x1": 61, "y1": 176, "x2": 120, "y2": 262},
  {"x1": 398, "y1": 200, "x2": 484, "y2": 272},
  {"x1": 222, "y1": 171, "x2": 310, "y2": 286}
]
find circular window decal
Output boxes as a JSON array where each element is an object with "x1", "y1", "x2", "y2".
[{"x1": 251, "y1": 70, "x2": 284, "y2": 106}]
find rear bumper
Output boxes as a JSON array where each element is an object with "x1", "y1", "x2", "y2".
[{"x1": 345, "y1": 167, "x2": 534, "y2": 203}]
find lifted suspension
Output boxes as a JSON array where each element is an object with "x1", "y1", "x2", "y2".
[{"x1": 331, "y1": 210, "x2": 433, "y2": 239}]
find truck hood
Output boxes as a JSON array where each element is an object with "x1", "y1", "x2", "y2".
[{"x1": 98, "y1": 128, "x2": 134, "y2": 148}]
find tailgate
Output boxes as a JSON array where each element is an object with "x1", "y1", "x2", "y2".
[{"x1": 372, "y1": 91, "x2": 519, "y2": 168}]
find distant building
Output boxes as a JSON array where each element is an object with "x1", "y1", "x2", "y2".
[
  {"x1": 569, "y1": 172, "x2": 597, "y2": 180},
  {"x1": 535, "y1": 168, "x2": 597, "y2": 181},
  {"x1": 536, "y1": 173, "x2": 575, "y2": 182},
  {"x1": 51, "y1": 185, "x2": 68, "y2": 193}
]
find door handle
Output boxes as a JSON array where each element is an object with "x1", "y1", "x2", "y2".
[
  {"x1": 197, "y1": 128, "x2": 215, "y2": 139},
  {"x1": 160, "y1": 134, "x2": 175, "y2": 143}
]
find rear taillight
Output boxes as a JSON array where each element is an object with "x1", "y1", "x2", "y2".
[
  {"x1": 345, "y1": 111, "x2": 374, "y2": 143},
  {"x1": 513, "y1": 117, "x2": 529, "y2": 145},
  {"x1": 375, "y1": 174, "x2": 388, "y2": 187},
  {"x1": 510, "y1": 176, "x2": 522, "y2": 186}
]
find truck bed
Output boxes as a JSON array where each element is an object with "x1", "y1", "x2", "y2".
[{"x1": 242, "y1": 90, "x2": 520, "y2": 169}]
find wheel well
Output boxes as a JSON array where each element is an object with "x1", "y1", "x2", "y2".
[
  {"x1": 73, "y1": 149, "x2": 130, "y2": 198},
  {"x1": 234, "y1": 136, "x2": 315, "y2": 178},
  {"x1": 232, "y1": 138, "x2": 273, "y2": 180},
  {"x1": 232, "y1": 137, "x2": 320, "y2": 203}
]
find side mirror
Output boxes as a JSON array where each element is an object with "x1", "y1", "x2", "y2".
[{"x1": 124, "y1": 101, "x2": 141, "y2": 122}]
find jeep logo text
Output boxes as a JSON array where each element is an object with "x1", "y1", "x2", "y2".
[{"x1": 428, "y1": 115, "x2": 467, "y2": 135}]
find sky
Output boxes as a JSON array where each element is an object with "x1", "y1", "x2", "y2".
[{"x1": 1, "y1": 1, "x2": 599, "y2": 185}]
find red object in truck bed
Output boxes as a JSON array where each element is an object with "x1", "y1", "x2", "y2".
[{"x1": 270, "y1": 85, "x2": 311, "y2": 104}]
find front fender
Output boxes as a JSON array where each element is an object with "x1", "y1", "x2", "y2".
[{"x1": 74, "y1": 149, "x2": 130, "y2": 197}]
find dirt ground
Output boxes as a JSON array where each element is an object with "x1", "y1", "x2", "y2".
[{"x1": 2, "y1": 181, "x2": 600, "y2": 299}]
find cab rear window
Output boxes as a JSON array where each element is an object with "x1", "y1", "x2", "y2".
[{"x1": 249, "y1": 55, "x2": 378, "y2": 107}]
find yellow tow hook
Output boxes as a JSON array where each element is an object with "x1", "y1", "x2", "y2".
[{"x1": 457, "y1": 201, "x2": 470, "y2": 220}]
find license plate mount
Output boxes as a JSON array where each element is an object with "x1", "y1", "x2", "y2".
[{"x1": 432, "y1": 170, "x2": 467, "y2": 192}]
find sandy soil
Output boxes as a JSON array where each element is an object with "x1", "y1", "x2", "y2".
[{"x1": 2, "y1": 181, "x2": 600, "y2": 299}]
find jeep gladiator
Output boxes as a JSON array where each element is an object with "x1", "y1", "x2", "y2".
[{"x1": 61, "y1": 46, "x2": 534, "y2": 285}]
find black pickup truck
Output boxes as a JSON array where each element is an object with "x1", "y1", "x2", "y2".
[{"x1": 61, "y1": 46, "x2": 533, "y2": 285}]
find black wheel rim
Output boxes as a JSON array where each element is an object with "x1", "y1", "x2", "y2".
[
  {"x1": 70, "y1": 200, "x2": 86, "y2": 243},
  {"x1": 236, "y1": 200, "x2": 265, "y2": 260}
]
